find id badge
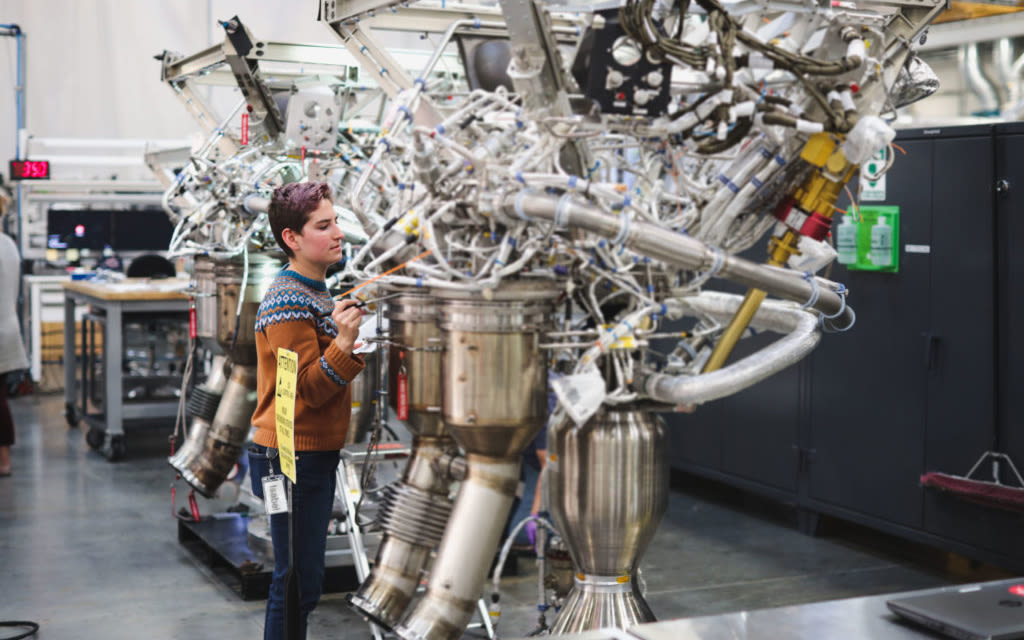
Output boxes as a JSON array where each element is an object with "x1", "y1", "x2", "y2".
[{"x1": 262, "y1": 474, "x2": 289, "y2": 515}]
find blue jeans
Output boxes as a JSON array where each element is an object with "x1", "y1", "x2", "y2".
[{"x1": 249, "y1": 444, "x2": 340, "y2": 640}]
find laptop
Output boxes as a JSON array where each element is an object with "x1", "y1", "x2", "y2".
[{"x1": 887, "y1": 581, "x2": 1024, "y2": 640}]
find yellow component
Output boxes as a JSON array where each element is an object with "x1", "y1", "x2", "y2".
[
  {"x1": 703, "y1": 230, "x2": 801, "y2": 373},
  {"x1": 792, "y1": 145, "x2": 857, "y2": 222},
  {"x1": 614, "y1": 184, "x2": 629, "y2": 192},
  {"x1": 610, "y1": 336, "x2": 637, "y2": 350},
  {"x1": 825, "y1": 149, "x2": 851, "y2": 175},
  {"x1": 616, "y1": 575, "x2": 631, "y2": 584},
  {"x1": 799, "y1": 133, "x2": 837, "y2": 168}
]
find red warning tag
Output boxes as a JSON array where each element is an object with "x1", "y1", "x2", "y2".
[{"x1": 241, "y1": 113, "x2": 249, "y2": 146}]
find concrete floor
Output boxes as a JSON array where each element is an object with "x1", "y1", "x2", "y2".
[{"x1": 0, "y1": 392, "x2": 1004, "y2": 640}]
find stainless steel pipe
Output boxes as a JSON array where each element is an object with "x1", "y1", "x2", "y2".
[
  {"x1": 393, "y1": 284, "x2": 558, "y2": 640},
  {"x1": 349, "y1": 292, "x2": 456, "y2": 629},
  {"x1": 177, "y1": 364, "x2": 259, "y2": 498},
  {"x1": 642, "y1": 292, "x2": 821, "y2": 405},
  {"x1": 548, "y1": 408, "x2": 668, "y2": 634},
  {"x1": 502, "y1": 191, "x2": 854, "y2": 330},
  {"x1": 348, "y1": 436, "x2": 458, "y2": 629},
  {"x1": 168, "y1": 355, "x2": 229, "y2": 485}
]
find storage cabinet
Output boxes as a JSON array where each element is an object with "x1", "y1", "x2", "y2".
[{"x1": 667, "y1": 125, "x2": 1024, "y2": 570}]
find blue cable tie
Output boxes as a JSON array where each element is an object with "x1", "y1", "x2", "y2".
[
  {"x1": 800, "y1": 271, "x2": 820, "y2": 309},
  {"x1": 516, "y1": 172, "x2": 525, "y2": 184},
  {"x1": 398, "y1": 106, "x2": 411, "y2": 121},
  {"x1": 568, "y1": 175, "x2": 578, "y2": 189},
  {"x1": 414, "y1": 77, "x2": 426, "y2": 90},
  {"x1": 473, "y1": 17, "x2": 481, "y2": 28},
  {"x1": 820, "y1": 286, "x2": 848, "y2": 319},
  {"x1": 507, "y1": 236, "x2": 517, "y2": 248},
  {"x1": 416, "y1": 277, "x2": 423, "y2": 287},
  {"x1": 436, "y1": 124, "x2": 446, "y2": 135},
  {"x1": 623, "y1": 196, "x2": 632, "y2": 208}
]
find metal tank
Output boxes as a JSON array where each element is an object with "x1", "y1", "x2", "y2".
[
  {"x1": 547, "y1": 408, "x2": 669, "y2": 634},
  {"x1": 213, "y1": 254, "x2": 281, "y2": 365},
  {"x1": 191, "y1": 255, "x2": 219, "y2": 346},
  {"x1": 345, "y1": 348, "x2": 378, "y2": 446},
  {"x1": 393, "y1": 283, "x2": 559, "y2": 640},
  {"x1": 171, "y1": 254, "x2": 281, "y2": 497},
  {"x1": 348, "y1": 292, "x2": 460, "y2": 630}
]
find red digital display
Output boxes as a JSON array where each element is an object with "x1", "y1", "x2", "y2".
[{"x1": 9, "y1": 159, "x2": 50, "y2": 180}]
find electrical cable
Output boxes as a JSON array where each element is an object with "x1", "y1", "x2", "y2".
[{"x1": 0, "y1": 620, "x2": 39, "y2": 640}]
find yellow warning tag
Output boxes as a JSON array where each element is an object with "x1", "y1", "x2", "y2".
[
  {"x1": 610, "y1": 336, "x2": 637, "y2": 350},
  {"x1": 275, "y1": 348, "x2": 298, "y2": 483}
]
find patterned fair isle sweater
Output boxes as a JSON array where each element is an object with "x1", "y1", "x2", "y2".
[{"x1": 251, "y1": 267, "x2": 365, "y2": 452}]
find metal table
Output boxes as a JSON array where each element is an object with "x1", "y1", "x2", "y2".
[
  {"x1": 62, "y1": 279, "x2": 190, "y2": 460},
  {"x1": 527, "y1": 578, "x2": 1024, "y2": 640}
]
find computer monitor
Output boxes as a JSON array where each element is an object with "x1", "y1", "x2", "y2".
[
  {"x1": 46, "y1": 207, "x2": 175, "y2": 253},
  {"x1": 110, "y1": 208, "x2": 175, "y2": 252},
  {"x1": 46, "y1": 209, "x2": 111, "y2": 251}
]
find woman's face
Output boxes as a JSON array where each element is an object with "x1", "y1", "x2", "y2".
[{"x1": 287, "y1": 199, "x2": 344, "y2": 266}]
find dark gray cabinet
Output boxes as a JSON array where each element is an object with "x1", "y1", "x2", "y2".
[{"x1": 667, "y1": 125, "x2": 1024, "y2": 570}]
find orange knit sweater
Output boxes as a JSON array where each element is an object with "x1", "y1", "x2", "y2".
[{"x1": 250, "y1": 268, "x2": 365, "y2": 451}]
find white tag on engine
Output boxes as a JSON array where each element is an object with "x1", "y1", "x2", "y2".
[{"x1": 552, "y1": 366, "x2": 606, "y2": 426}]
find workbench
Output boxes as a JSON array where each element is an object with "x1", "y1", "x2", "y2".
[
  {"x1": 62, "y1": 279, "x2": 190, "y2": 460},
  {"x1": 529, "y1": 578, "x2": 1024, "y2": 640}
]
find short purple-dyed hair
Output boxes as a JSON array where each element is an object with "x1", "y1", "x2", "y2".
[{"x1": 268, "y1": 182, "x2": 333, "y2": 257}]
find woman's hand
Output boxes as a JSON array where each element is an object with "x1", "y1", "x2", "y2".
[{"x1": 332, "y1": 299, "x2": 363, "y2": 356}]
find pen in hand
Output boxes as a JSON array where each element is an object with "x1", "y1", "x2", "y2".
[{"x1": 316, "y1": 293, "x2": 402, "y2": 317}]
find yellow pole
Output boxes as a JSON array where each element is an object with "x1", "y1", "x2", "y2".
[{"x1": 702, "y1": 230, "x2": 800, "y2": 373}]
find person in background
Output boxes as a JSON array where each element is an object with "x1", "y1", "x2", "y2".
[
  {"x1": 248, "y1": 181, "x2": 365, "y2": 640},
  {"x1": 0, "y1": 231, "x2": 29, "y2": 476}
]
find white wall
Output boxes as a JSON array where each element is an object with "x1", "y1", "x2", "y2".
[{"x1": 0, "y1": 0, "x2": 382, "y2": 179}]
